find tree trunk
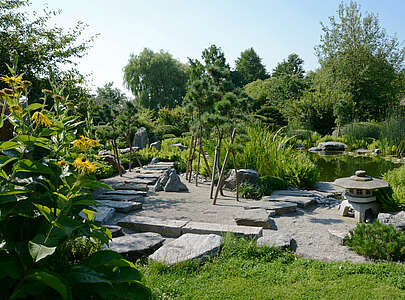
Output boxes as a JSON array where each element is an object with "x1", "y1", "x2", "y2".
[
  {"x1": 209, "y1": 132, "x2": 223, "y2": 199},
  {"x1": 200, "y1": 144, "x2": 212, "y2": 178},
  {"x1": 196, "y1": 126, "x2": 202, "y2": 187},
  {"x1": 112, "y1": 140, "x2": 122, "y2": 177},
  {"x1": 186, "y1": 135, "x2": 194, "y2": 181},
  {"x1": 232, "y1": 151, "x2": 239, "y2": 202},
  {"x1": 213, "y1": 128, "x2": 236, "y2": 205},
  {"x1": 189, "y1": 136, "x2": 198, "y2": 183}
]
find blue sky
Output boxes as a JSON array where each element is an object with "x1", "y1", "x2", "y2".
[{"x1": 31, "y1": 1, "x2": 405, "y2": 96}]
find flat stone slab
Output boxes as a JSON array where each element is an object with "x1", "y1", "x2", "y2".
[
  {"x1": 109, "y1": 232, "x2": 165, "y2": 260},
  {"x1": 234, "y1": 209, "x2": 273, "y2": 229},
  {"x1": 149, "y1": 233, "x2": 222, "y2": 265},
  {"x1": 271, "y1": 190, "x2": 315, "y2": 197},
  {"x1": 257, "y1": 232, "x2": 293, "y2": 250},
  {"x1": 182, "y1": 221, "x2": 262, "y2": 238},
  {"x1": 262, "y1": 195, "x2": 316, "y2": 208},
  {"x1": 124, "y1": 178, "x2": 156, "y2": 185},
  {"x1": 135, "y1": 173, "x2": 161, "y2": 179},
  {"x1": 143, "y1": 166, "x2": 172, "y2": 171},
  {"x1": 96, "y1": 200, "x2": 142, "y2": 213},
  {"x1": 328, "y1": 229, "x2": 349, "y2": 245},
  {"x1": 105, "y1": 225, "x2": 124, "y2": 238},
  {"x1": 95, "y1": 194, "x2": 145, "y2": 202},
  {"x1": 243, "y1": 201, "x2": 297, "y2": 215},
  {"x1": 113, "y1": 183, "x2": 148, "y2": 191},
  {"x1": 80, "y1": 206, "x2": 114, "y2": 224},
  {"x1": 117, "y1": 216, "x2": 190, "y2": 238},
  {"x1": 103, "y1": 190, "x2": 147, "y2": 197},
  {"x1": 314, "y1": 182, "x2": 345, "y2": 194}
]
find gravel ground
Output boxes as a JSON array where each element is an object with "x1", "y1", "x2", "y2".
[{"x1": 106, "y1": 171, "x2": 367, "y2": 263}]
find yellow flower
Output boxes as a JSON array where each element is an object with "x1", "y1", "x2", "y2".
[
  {"x1": 0, "y1": 74, "x2": 23, "y2": 86},
  {"x1": 10, "y1": 104, "x2": 22, "y2": 115},
  {"x1": 31, "y1": 111, "x2": 52, "y2": 127},
  {"x1": 57, "y1": 160, "x2": 67, "y2": 166},
  {"x1": 73, "y1": 157, "x2": 97, "y2": 174},
  {"x1": 73, "y1": 135, "x2": 99, "y2": 151}
]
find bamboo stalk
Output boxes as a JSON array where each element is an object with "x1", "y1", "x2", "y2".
[
  {"x1": 112, "y1": 140, "x2": 122, "y2": 177},
  {"x1": 209, "y1": 145, "x2": 219, "y2": 199},
  {"x1": 232, "y1": 151, "x2": 239, "y2": 202},
  {"x1": 213, "y1": 128, "x2": 236, "y2": 205},
  {"x1": 200, "y1": 144, "x2": 212, "y2": 178},
  {"x1": 186, "y1": 135, "x2": 194, "y2": 180},
  {"x1": 189, "y1": 136, "x2": 197, "y2": 183},
  {"x1": 196, "y1": 127, "x2": 202, "y2": 186}
]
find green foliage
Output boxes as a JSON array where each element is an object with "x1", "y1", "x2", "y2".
[
  {"x1": 123, "y1": 48, "x2": 187, "y2": 109},
  {"x1": 234, "y1": 47, "x2": 268, "y2": 87},
  {"x1": 379, "y1": 117, "x2": 405, "y2": 156},
  {"x1": 94, "y1": 159, "x2": 115, "y2": 179},
  {"x1": 236, "y1": 126, "x2": 318, "y2": 188},
  {"x1": 155, "y1": 106, "x2": 190, "y2": 138},
  {"x1": 239, "y1": 183, "x2": 263, "y2": 200},
  {"x1": 173, "y1": 160, "x2": 187, "y2": 174},
  {"x1": 0, "y1": 76, "x2": 150, "y2": 299},
  {"x1": 383, "y1": 164, "x2": 405, "y2": 210},
  {"x1": 345, "y1": 222, "x2": 405, "y2": 262},
  {"x1": 239, "y1": 176, "x2": 287, "y2": 200},
  {"x1": 272, "y1": 53, "x2": 305, "y2": 78}
]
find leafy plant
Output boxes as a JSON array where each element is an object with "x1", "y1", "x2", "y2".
[
  {"x1": 345, "y1": 222, "x2": 405, "y2": 262},
  {"x1": 383, "y1": 164, "x2": 405, "y2": 210},
  {"x1": 239, "y1": 183, "x2": 263, "y2": 200},
  {"x1": 0, "y1": 74, "x2": 150, "y2": 299}
]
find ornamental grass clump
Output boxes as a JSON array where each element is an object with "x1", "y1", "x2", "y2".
[{"x1": 345, "y1": 222, "x2": 405, "y2": 262}]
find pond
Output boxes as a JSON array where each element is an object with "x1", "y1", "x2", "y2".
[{"x1": 309, "y1": 152, "x2": 402, "y2": 182}]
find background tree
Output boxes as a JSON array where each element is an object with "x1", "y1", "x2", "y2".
[
  {"x1": 123, "y1": 48, "x2": 188, "y2": 110},
  {"x1": 314, "y1": 1, "x2": 405, "y2": 122},
  {"x1": 234, "y1": 47, "x2": 268, "y2": 87},
  {"x1": 92, "y1": 82, "x2": 127, "y2": 125},
  {"x1": 272, "y1": 53, "x2": 305, "y2": 78}
]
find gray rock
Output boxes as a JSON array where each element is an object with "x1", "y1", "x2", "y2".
[
  {"x1": 314, "y1": 182, "x2": 345, "y2": 194},
  {"x1": 96, "y1": 200, "x2": 142, "y2": 213},
  {"x1": 150, "y1": 157, "x2": 159, "y2": 164},
  {"x1": 328, "y1": 229, "x2": 349, "y2": 245},
  {"x1": 317, "y1": 141, "x2": 347, "y2": 151},
  {"x1": 80, "y1": 206, "x2": 114, "y2": 224},
  {"x1": 133, "y1": 127, "x2": 149, "y2": 149},
  {"x1": 105, "y1": 225, "x2": 124, "y2": 238},
  {"x1": 271, "y1": 190, "x2": 315, "y2": 197},
  {"x1": 153, "y1": 169, "x2": 171, "y2": 192},
  {"x1": 150, "y1": 141, "x2": 161, "y2": 151},
  {"x1": 262, "y1": 195, "x2": 316, "y2": 208},
  {"x1": 113, "y1": 182, "x2": 148, "y2": 191},
  {"x1": 118, "y1": 215, "x2": 190, "y2": 238},
  {"x1": 95, "y1": 194, "x2": 144, "y2": 202},
  {"x1": 223, "y1": 169, "x2": 260, "y2": 190},
  {"x1": 149, "y1": 233, "x2": 222, "y2": 265},
  {"x1": 164, "y1": 170, "x2": 188, "y2": 192},
  {"x1": 120, "y1": 148, "x2": 131, "y2": 154},
  {"x1": 103, "y1": 190, "x2": 147, "y2": 197},
  {"x1": 109, "y1": 232, "x2": 165, "y2": 260},
  {"x1": 308, "y1": 147, "x2": 322, "y2": 152},
  {"x1": 234, "y1": 209, "x2": 273, "y2": 229},
  {"x1": 257, "y1": 233, "x2": 293, "y2": 250},
  {"x1": 354, "y1": 149, "x2": 370, "y2": 154},
  {"x1": 377, "y1": 211, "x2": 405, "y2": 231},
  {"x1": 98, "y1": 151, "x2": 125, "y2": 174},
  {"x1": 171, "y1": 143, "x2": 187, "y2": 151},
  {"x1": 181, "y1": 222, "x2": 263, "y2": 238},
  {"x1": 243, "y1": 201, "x2": 297, "y2": 215}
]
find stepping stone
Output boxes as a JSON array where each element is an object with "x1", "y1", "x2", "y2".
[
  {"x1": 271, "y1": 190, "x2": 315, "y2": 197},
  {"x1": 314, "y1": 182, "x2": 345, "y2": 194},
  {"x1": 257, "y1": 232, "x2": 293, "y2": 250},
  {"x1": 328, "y1": 229, "x2": 349, "y2": 245},
  {"x1": 105, "y1": 225, "x2": 124, "y2": 238},
  {"x1": 143, "y1": 165, "x2": 171, "y2": 171},
  {"x1": 117, "y1": 216, "x2": 190, "y2": 238},
  {"x1": 181, "y1": 221, "x2": 262, "y2": 239},
  {"x1": 80, "y1": 206, "x2": 115, "y2": 224},
  {"x1": 140, "y1": 169, "x2": 164, "y2": 175},
  {"x1": 124, "y1": 178, "x2": 156, "y2": 185},
  {"x1": 135, "y1": 173, "x2": 161, "y2": 179},
  {"x1": 95, "y1": 194, "x2": 144, "y2": 202},
  {"x1": 234, "y1": 209, "x2": 274, "y2": 229},
  {"x1": 262, "y1": 195, "x2": 316, "y2": 208},
  {"x1": 113, "y1": 183, "x2": 148, "y2": 191},
  {"x1": 96, "y1": 200, "x2": 142, "y2": 213},
  {"x1": 149, "y1": 233, "x2": 221, "y2": 265},
  {"x1": 109, "y1": 232, "x2": 165, "y2": 260},
  {"x1": 103, "y1": 190, "x2": 147, "y2": 197},
  {"x1": 243, "y1": 201, "x2": 297, "y2": 215}
]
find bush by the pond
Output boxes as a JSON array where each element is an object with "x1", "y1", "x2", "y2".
[
  {"x1": 383, "y1": 164, "x2": 405, "y2": 210},
  {"x1": 345, "y1": 221, "x2": 405, "y2": 262},
  {"x1": 236, "y1": 126, "x2": 318, "y2": 188}
]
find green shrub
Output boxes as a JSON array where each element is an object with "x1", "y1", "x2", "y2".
[
  {"x1": 380, "y1": 117, "x2": 405, "y2": 156},
  {"x1": 383, "y1": 164, "x2": 405, "y2": 210},
  {"x1": 345, "y1": 222, "x2": 405, "y2": 262},
  {"x1": 341, "y1": 122, "x2": 382, "y2": 140},
  {"x1": 257, "y1": 176, "x2": 288, "y2": 195},
  {"x1": 239, "y1": 183, "x2": 263, "y2": 199},
  {"x1": 94, "y1": 160, "x2": 115, "y2": 179},
  {"x1": 52, "y1": 237, "x2": 102, "y2": 266},
  {"x1": 174, "y1": 160, "x2": 187, "y2": 174}
]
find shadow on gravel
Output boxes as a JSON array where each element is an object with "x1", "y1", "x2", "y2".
[{"x1": 308, "y1": 217, "x2": 344, "y2": 224}]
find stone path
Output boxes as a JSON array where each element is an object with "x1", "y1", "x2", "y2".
[{"x1": 90, "y1": 162, "x2": 366, "y2": 263}]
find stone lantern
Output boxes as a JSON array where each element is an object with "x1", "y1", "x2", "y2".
[{"x1": 333, "y1": 170, "x2": 388, "y2": 222}]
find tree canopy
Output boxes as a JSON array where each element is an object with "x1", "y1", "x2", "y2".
[
  {"x1": 234, "y1": 47, "x2": 268, "y2": 87},
  {"x1": 123, "y1": 48, "x2": 188, "y2": 110}
]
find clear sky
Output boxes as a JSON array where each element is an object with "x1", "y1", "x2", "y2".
[{"x1": 30, "y1": 0, "x2": 405, "y2": 96}]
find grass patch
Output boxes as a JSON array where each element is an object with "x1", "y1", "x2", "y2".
[{"x1": 137, "y1": 234, "x2": 405, "y2": 299}]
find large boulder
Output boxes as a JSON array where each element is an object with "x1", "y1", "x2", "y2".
[
  {"x1": 133, "y1": 127, "x2": 149, "y2": 149},
  {"x1": 377, "y1": 211, "x2": 405, "y2": 232},
  {"x1": 98, "y1": 150, "x2": 125, "y2": 174},
  {"x1": 153, "y1": 168, "x2": 171, "y2": 192},
  {"x1": 149, "y1": 233, "x2": 222, "y2": 265},
  {"x1": 164, "y1": 169, "x2": 188, "y2": 192},
  {"x1": 223, "y1": 169, "x2": 260, "y2": 190},
  {"x1": 317, "y1": 141, "x2": 347, "y2": 151}
]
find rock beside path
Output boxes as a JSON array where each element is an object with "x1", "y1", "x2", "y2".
[
  {"x1": 317, "y1": 141, "x2": 347, "y2": 151},
  {"x1": 377, "y1": 211, "x2": 405, "y2": 231},
  {"x1": 263, "y1": 195, "x2": 316, "y2": 208},
  {"x1": 257, "y1": 232, "x2": 293, "y2": 250},
  {"x1": 328, "y1": 229, "x2": 349, "y2": 245},
  {"x1": 113, "y1": 182, "x2": 148, "y2": 191},
  {"x1": 109, "y1": 232, "x2": 165, "y2": 260},
  {"x1": 133, "y1": 127, "x2": 149, "y2": 149},
  {"x1": 223, "y1": 169, "x2": 259, "y2": 190},
  {"x1": 96, "y1": 200, "x2": 142, "y2": 213},
  {"x1": 165, "y1": 170, "x2": 188, "y2": 192},
  {"x1": 149, "y1": 233, "x2": 222, "y2": 265},
  {"x1": 234, "y1": 209, "x2": 274, "y2": 229}
]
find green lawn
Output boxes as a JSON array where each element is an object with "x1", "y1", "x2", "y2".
[{"x1": 137, "y1": 234, "x2": 405, "y2": 300}]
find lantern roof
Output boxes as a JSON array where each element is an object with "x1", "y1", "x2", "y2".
[{"x1": 332, "y1": 170, "x2": 389, "y2": 190}]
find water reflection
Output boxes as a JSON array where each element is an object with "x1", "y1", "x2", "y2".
[{"x1": 309, "y1": 152, "x2": 401, "y2": 182}]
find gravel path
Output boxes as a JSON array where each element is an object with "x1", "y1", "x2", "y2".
[{"x1": 108, "y1": 171, "x2": 366, "y2": 263}]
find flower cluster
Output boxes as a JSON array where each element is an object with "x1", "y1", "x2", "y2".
[
  {"x1": 31, "y1": 111, "x2": 52, "y2": 127},
  {"x1": 73, "y1": 157, "x2": 97, "y2": 174},
  {"x1": 73, "y1": 135, "x2": 99, "y2": 151}
]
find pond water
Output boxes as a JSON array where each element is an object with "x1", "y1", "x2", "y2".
[{"x1": 308, "y1": 152, "x2": 402, "y2": 182}]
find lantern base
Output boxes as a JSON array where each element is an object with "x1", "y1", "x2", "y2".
[{"x1": 338, "y1": 200, "x2": 378, "y2": 223}]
